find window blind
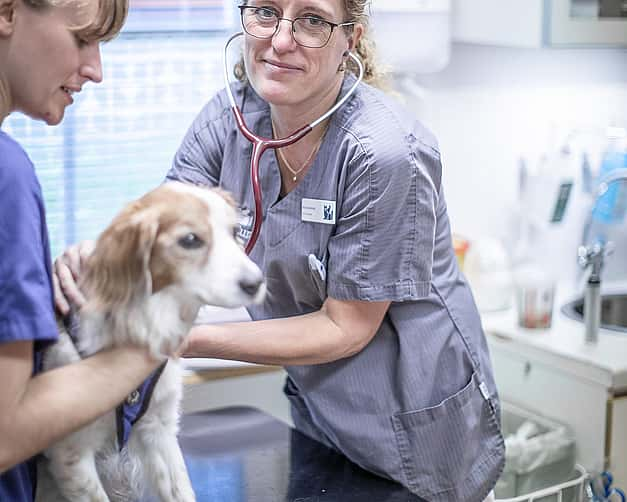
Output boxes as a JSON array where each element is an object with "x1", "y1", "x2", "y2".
[{"x1": 4, "y1": 1, "x2": 237, "y2": 259}]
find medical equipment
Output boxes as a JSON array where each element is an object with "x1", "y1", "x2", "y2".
[
  {"x1": 222, "y1": 32, "x2": 364, "y2": 254},
  {"x1": 587, "y1": 471, "x2": 626, "y2": 502}
]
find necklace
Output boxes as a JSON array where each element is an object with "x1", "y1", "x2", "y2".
[{"x1": 272, "y1": 120, "x2": 329, "y2": 182}]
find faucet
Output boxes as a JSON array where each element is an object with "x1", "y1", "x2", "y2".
[
  {"x1": 579, "y1": 168, "x2": 627, "y2": 343},
  {"x1": 578, "y1": 242, "x2": 612, "y2": 344}
]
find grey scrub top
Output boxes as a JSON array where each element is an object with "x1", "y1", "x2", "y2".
[{"x1": 167, "y1": 75, "x2": 505, "y2": 502}]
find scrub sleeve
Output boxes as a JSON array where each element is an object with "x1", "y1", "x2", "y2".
[{"x1": 0, "y1": 131, "x2": 58, "y2": 502}]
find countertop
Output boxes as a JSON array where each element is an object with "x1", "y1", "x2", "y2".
[
  {"x1": 177, "y1": 406, "x2": 424, "y2": 502},
  {"x1": 185, "y1": 292, "x2": 627, "y2": 390},
  {"x1": 481, "y1": 281, "x2": 627, "y2": 391}
]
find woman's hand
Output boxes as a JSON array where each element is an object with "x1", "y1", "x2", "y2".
[{"x1": 53, "y1": 240, "x2": 95, "y2": 315}]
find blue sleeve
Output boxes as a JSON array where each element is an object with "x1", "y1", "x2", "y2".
[{"x1": 0, "y1": 135, "x2": 58, "y2": 346}]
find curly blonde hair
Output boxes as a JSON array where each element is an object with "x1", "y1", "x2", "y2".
[
  {"x1": 234, "y1": 0, "x2": 388, "y2": 89},
  {"x1": 23, "y1": 0, "x2": 128, "y2": 42}
]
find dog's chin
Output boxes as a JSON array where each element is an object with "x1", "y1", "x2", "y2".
[{"x1": 198, "y1": 284, "x2": 266, "y2": 309}]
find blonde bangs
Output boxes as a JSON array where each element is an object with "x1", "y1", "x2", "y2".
[
  {"x1": 71, "y1": 0, "x2": 129, "y2": 43},
  {"x1": 24, "y1": 0, "x2": 128, "y2": 42}
]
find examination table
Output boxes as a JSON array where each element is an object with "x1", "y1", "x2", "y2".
[{"x1": 177, "y1": 406, "x2": 425, "y2": 502}]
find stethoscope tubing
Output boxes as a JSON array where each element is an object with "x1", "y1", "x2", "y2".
[{"x1": 223, "y1": 32, "x2": 364, "y2": 254}]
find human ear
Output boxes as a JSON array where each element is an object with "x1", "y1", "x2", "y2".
[
  {"x1": 0, "y1": 0, "x2": 16, "y2": 37},
  {"x1": 348, "y1": 23, "x2": 364, "y2": 52}
]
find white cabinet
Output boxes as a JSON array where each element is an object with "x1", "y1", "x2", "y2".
[
  {"x1": 370, "y1": 0, "x2": 452, "y2": 73},
  {"x1": 609, "y1": 393, "x2": 627, "y2": 486},
  {"x1": 182, "y1": 365, "x2": 291, "y2": 424},
  {"x1": 452, "y1": 0, "x2": 627, "y2": 47},
  {"x1": 487, "y1": 332, "x2": 627, "y2": 487}
]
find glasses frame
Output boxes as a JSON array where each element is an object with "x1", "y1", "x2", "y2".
[{"x1": 238, "y1": 5, "x2": 355, "y2": 49}]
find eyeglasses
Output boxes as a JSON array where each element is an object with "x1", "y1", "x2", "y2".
[{"x1": 238, "y1": 5, "x2": 355, "y2": 49}]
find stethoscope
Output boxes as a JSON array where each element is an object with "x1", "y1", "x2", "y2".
[{"x1": 223, "y1": 32, "x2": 364, "y2": 254}]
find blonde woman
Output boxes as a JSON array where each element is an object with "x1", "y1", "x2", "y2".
[{"x1": 0, "y1": 2, "x2": 162, "y2": 500}]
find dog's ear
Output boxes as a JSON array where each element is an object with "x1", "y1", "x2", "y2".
[
  {"x1": 212, "y1": 187, "x2": 237, "y2": 209},
  {"x1": 82, "y1": 207, "x2": 159, "y2": 311}
]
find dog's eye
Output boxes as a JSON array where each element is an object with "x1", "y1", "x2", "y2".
[{"x1": 178, "y1": 233, "x2": 204, "y2": 250}]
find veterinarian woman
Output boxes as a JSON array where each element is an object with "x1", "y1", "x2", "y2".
[
  {"x1": 55, "y1": 0, "x2": 505, "y2": 500},
  {"x1": 0, "y1": 1, "x2": 169, "y2": 500}
]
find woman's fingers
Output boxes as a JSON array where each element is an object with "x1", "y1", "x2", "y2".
[
  {"x1": 61, "y1": 243, "x2": 83, "y2": 278},
  {"x1": 52, "y1": 272, "x2": 70, "y2": 316},
  {"x1": 53, "y1": 241, "x2": 94, "y2": 313},
  {"x1": 54, "y1": 257, "x2": 87, "y2": 310}
]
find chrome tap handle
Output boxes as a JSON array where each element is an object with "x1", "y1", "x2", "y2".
[
  {"x1": 578, "y1": 242, "x2": 614, "y2": 281},
  {"x1": 578, "y1": 243, "x2": 598, "y2": 269}
]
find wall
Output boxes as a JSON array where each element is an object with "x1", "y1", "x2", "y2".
[{"x1": 399, "y1": 43, "x2": 627, "y2": 247}]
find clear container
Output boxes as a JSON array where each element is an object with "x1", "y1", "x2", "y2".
[
  {"x1": 516, "y1": 283, "x2": 556, "y2": 329},
  {"x1": 514, "y1": 263, "x2": 556, "y2": 329}
]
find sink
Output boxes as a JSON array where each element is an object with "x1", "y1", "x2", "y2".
[{"x1": 561, "y1": 293, "x2": 627, "y2": 333}]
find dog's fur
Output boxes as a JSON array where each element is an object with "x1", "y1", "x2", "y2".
[{"x1": 36, "y1": 182, "x2": 265, "y2": 502}]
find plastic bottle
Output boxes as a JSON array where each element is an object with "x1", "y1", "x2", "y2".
[{"x1": 592, "y1": 127, "x2": 627, "y2": 226}]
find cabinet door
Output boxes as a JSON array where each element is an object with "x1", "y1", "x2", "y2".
[
  {"x1": 609, "y1": 393, "x2": 627, "y2": 489},
  {"x1": 452, "y1": 0, "x2": 545, "y2": 47},
  {"x1": 452, "y1": 0, "x2": 627, "y2": 47},
  {"x1": 489, "y1": 337, "x2": 609, "y2": 473},
  {"x1": 550, "y1": 0, "x2": 627, "y2": 45}
]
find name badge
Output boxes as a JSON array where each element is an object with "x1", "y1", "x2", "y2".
[{"x1": 301, "y1": 198, "x2": 336, "y2": 225}]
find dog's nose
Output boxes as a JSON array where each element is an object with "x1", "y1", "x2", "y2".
[{"x1": 239, "y1": 277, "x2": 263, "y2": 297}]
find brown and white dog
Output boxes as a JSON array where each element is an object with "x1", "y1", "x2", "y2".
[{"x1": 37, "y1": 182, "x2": 265, "y2": 502}]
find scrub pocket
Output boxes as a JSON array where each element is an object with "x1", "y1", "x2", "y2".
[{"x1": 391, "y1": 373, "x2": 505, "y2": 502}]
